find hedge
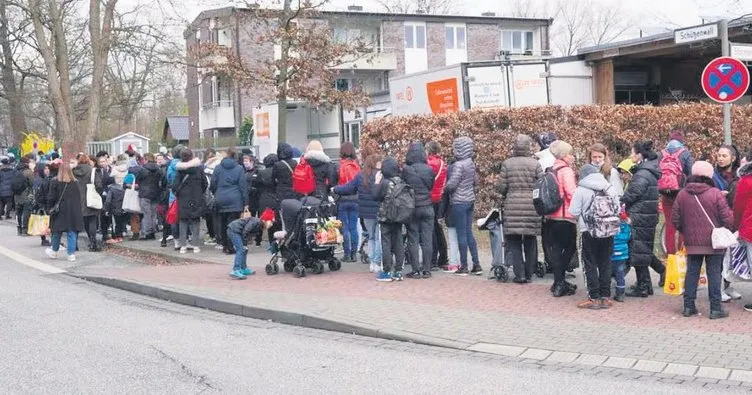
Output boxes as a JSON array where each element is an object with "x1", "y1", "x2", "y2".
[{"x1": 360, "y1": 103, "x2": 752, "y2": 213}]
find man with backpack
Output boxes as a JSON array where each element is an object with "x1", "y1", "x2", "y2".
[
  {"x1": 569, "y1": 163, "x2": 621, "y2": 309},
  {"x1": 374, "y1": 157, "x2": 414, "y2": 282},
  {"x1": 658, "y1": 130, "x2": 694, "y2": 256},
  {"x1": 401, "y1": 142, "x2": 435, "y2": 279},
  {"x1": 332, "y1": 142, "x2": 361, "y2": 262}
]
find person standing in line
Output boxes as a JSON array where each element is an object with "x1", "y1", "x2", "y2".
[
  {"x1": 373, "y1": 157, "x2": 406, "y2": 282},
  {"x1": 253, "y1": 153, "x2": 279, "y2": 247},
  {"x1": 45, "y1": 160, "x2": 84, "y2": 262},
  {"x1": 733, "y1": 150, "x2": 752, "y2": 312},
  {"x1": 444, "y1": 136, "x2": 482, "y2": 276},
  {"x1": 497, "y1": 134, "x2": 543, "y2": 283},
  {"x1": 535, "y1": 132, "x2": 558, "y2": 171},
  {"x1": 203, "y1": 149, "x2": 222, "y2": 246},
  {"x1": 672, "y1": 161, "x2": 735, "y2": 319},
  {"x1": 426, "y1": 141, "x2": 448, "y2": 270},
  {"x1": 273, "y1": 143, "x2": 299, "y2": 201},
  {"x1": 544, "y1": 140, "x2": 579, "y2": 297},
  {"x1": 135, "y1": 153, "x2": 162, "y2": 240},
  {"x1": 72, "y1": 155, "x2": 102, "y2": 252},
  {"x1": 173, "y1": 149, "x2": 207, "y2": 254},
  {"x1": 331, "y1": 142, "x2": 361, "y2": 263},
  {"x1": 401, "y1": 142, "x2": 435, "y2": 279},
  {"x1": 13, "y1": 156, "x2": 34, "y2": 236},
  {"x1": 658, "y1": 130, "x2": 694, "y2": 257},
  {"x1": 94, "y1": 151, "x2": 114, "y2": 243},
  {"x1": 0, "y1": 156, "x2": 14, "y2": 219},
  {"x1": 302, "y1": 140, "x2": 335, "y2": 200},
  {"x1": 588, "y1": 143, "x2": 623, "y2": 195},
  {"x1": 211, "y1": 148, "x2": 248, "y2": 255}
]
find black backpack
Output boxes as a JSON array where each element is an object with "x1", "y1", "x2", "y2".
[
  {"x1": 381, "y1": 178, "x2": 415, "y2": 224},
  {"x1": 532, "y1": 167, "x2": 563, "y2": 215},
  {"x1": 11, "y1": 169, "x2": 28, "y2": 195}
]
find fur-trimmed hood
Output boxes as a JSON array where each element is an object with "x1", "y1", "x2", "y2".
[
  {"x1": 304, "y1": 149, "x2": 331, "y2": 166},
  {"x1": 176, "y1": 157, "x2": 202, "y2": 170}
]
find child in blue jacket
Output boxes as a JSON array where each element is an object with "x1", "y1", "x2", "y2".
[{"x1": 612, "y1": 209, "x2": 632, "y2": 302}]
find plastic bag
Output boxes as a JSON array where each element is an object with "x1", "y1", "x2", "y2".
[
  {"x1": 27, "y1": 212, "x2": 50, "y2": 236},
  {"x1": 663, "y1": 249, "x2": 687, "y2": 296},
  {"x1": 122, "y1": 184, "x2": 141, "y2": 213},
  {"x1": 166, "y1": 200, "x2": 179, "y2": 225}
]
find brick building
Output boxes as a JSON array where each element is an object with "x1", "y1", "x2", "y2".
[{"x1": 184, "y1": 6, "x2": 552, "y2": 149}]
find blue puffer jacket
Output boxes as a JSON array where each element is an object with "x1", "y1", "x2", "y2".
[
  {"x1": 611, "y1": 221, "x2": 632, "y2": 262},
  {"x1": 211, "y1": 158, "x2": 248, "y2": 213},
  {"x1": 0, "y1": 166, "x2": 15, "y2": 198},
  {"x1": 333, "y1": 171, "x2": 379, "y2": 220}
]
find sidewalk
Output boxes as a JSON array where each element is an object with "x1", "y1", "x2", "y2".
[{"x1": 69, "y1": 237, "x2": 752, "y2": 383}]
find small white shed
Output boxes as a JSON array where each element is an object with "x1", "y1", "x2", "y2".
[{"x1": 87, "y1": 132, "x2": 151, "y2": 157}]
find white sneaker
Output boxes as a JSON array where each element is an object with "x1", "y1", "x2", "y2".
[
  {"x1": 179, "y1": 247, "x2": 187, "y2": 254},
  {"x1": 166, "y1": 235, "x2": 174, "y2": 241},
  {"x1": 67, "y1": 255, "x2": 76, "y2": 262},
  {"x1": 369, "y1": 263, "x2": 375, "y2": 273},
  {"x1": 722, "y1": 290, "x2": 731, "y2": 303},
  {"x1": 214, "y1": 245, "x2": 223, "y2": 250},
  {"x1": 727, "y1": 287, "x2": 743, "y2": 300},
  {"x1": 45, "y1": 248, "x2": 57, "y2": 259},
  {"x1": 192, "y1": 247, "x2": 201, "y2": 254}
]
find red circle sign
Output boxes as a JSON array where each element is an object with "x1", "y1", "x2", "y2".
[{"x1": 701, "y1": 56, "x2": 750, "y2": 103}]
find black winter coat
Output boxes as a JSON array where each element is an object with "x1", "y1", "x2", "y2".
[
  {"x1": 245, "y1": 168, "x2": 259, "y2": 213},
  {"x1": 254, "y1": 154, "x2": 278, "y2": 213},
  {"x1": 0, "y1": 166, "x2": 15, "y2": 197},
  {"x1": 273, "y1": 143, "x2": 298, "y2": 201},
  {"x1": 621, "y1": 159, "x2": 662, "y2": 267},
  {"x1": 136, "y1": 162, "x2": 163, "y2": 201},
  {"x1": 172, "y1": 160, "x2": 208, "y2": 220},
  {"x1": 47, "y1": 179, "x2": 84, "y2": 233},
  {"x1": 401, "y1": 143, "x2": 434, "y2": 208},
  {"x1": 72, "y1": 164, "x2": 102, "y2": 217},
  {"x1": 104, "y1": 184, "x2": 125, "y2": 215},
  {"x1": 304, "y1": 150, "x2": 335, "y2": 200}
]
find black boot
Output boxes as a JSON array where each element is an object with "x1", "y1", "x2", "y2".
[
  {"x1": 658, "y1": 269, "x2": 666, "y2": 288},
  {"x1": 614, "y1": 289, "x2": 625, "y2": 302},
  {"x1": 552, "y1": 281, "x2": 577, "y2": 297}
]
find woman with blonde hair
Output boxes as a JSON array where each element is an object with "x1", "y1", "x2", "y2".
[{"x1": 45, "y1": 160, "x2": 84, "y2": 262}]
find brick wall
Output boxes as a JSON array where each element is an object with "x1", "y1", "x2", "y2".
[
  {"x1": 235, "y1": 18, "x2": 276, "y2": 120},
  {"x1": 467, "y1": 24, "x2": 500, "y2": 61},
  {"x1": 382, "y1": 20, "x2": 404, "y2": 77},
  {"x1": 426, "y1": 22, "x2": 446, "y2": 69}
]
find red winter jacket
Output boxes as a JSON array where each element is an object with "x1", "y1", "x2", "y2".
[
  {"x1": 428, "y1": 154, "x2": 447, "y2": 203},
  {"x1": 733, "y1": 164, "x2": 752, "y2": 243},
  {"x1": 672, "y1": 178, "x2": 735, "y2": 255}
]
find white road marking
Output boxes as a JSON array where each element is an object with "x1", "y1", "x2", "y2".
[{"x1": 0, "y1": 244, "x2": 67, "y2": 274}]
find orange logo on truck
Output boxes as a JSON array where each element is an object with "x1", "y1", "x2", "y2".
[{"x1": 426, "y1": 78, "x2": 459, "y2": 114}]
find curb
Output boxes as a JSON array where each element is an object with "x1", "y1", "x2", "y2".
[
  {"x1": 105, "y1": 243, "x2": 225, "y2": 266},
  {"x1": 70, "y1": 273, "x2": 472, "y2": 350}
]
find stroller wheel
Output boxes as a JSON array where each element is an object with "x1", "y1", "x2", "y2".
[
  {"x1": 534, "y1": 261, "x2": 546, "y2": 278},
  {"x1": 328, "y1": 259, "x2": 342, "y2": 272},
  {"x1": 494, "y1": 266, "x2": 509, "y2": 283},
  {"x1": 312, "y1": 261, "x2": 325, "y2": 274},
  {"x1": 265, "y1": 263, "x2": 279, "y2": 275},
  {"x1": 283, "y1": 261, "x2": 295, "y2": 272},
  {"x1": 293, "y1": 265, "x2": 306, "y2": 278}
]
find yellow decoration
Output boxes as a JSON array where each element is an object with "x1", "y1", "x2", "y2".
[{"x1": 20, "y1": 132, "x2": 55, "y2": 156}]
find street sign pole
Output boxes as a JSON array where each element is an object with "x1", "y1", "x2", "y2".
[{"x1": 720, "y1": 19, "x2": 732, "y2": 145}]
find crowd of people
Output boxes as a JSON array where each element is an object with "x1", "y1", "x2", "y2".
[{"x1": 2, "y1": 129, "x2": 751, "y2": 318}]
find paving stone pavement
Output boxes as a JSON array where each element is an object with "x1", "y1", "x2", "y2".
[{"x1": 62, "y1": 238, "x2": 752, "y2": 383}]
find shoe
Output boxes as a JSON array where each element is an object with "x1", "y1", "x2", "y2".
[
  {"x1": 470, "y1": 265, "x2": 483, "y2": 276},
  {"x1": 709, "y1": 309, "x2": 729, "y2": 320},
  {"x1": 368, "y1": 263, "x2": 376, "y2": 273},
  {"x1": 205, "y1": 239, "x2": 217, "y2": 246},
  {"x1": 229, "y1": 269, "x2": 247, "y2": 280},
  {"x1": 166, "y1": 235, "x2": 174, "y2": 241},
  {"x1": 430, "y1": 265, "x2": 440, "y2": 272},
  {"x1": 442, "y1": 264, "x2": 459, "y2": 273},
  {"x1": 41, "y1": 239, "x2": 51, "y2": 247},
  {"x1": 341, "y1": 255, "x2": 353, "y2": 263},
  {"x1": 143, "y1": 234, "x2": 156, "y2": 240},
  {"x1": 160, "y1": 240, "x2": 167, "y2": 248},
  {"x1": 682, "y1": 306, "x2": 698, "y2": 317},
  {"x1": 600, "y1": 298, "x2": 614, "y2": 309},
  {"x1": 214, "y1": 245, "x2": 224, "y2": 250},
  {"x1": 727, "y1": 288, "x2": 743, "y2": 300},
  {"x1": 130, "y1": 234, "x2": 139, "y2": 241},
  {"x1": 45, "y1": 248, "x2": 57, "y2": 259},
  {"x1": 454, "y1": 267, "x2": 469, "y2": 276},
  {"x1": 625, "y1": 285, "x2": 649, "y2": 298},
  {"x1": 512, "y1": 277, "x2": 528, "y2": 284},
  {"x1": 614, "y1": 290, "x2": 625, "y2": 303},
  {"x1": 376, "y1": 271, "x2": 393, "y2": 282},
  {"x1": 552, "y1": 282, "x2": 577, "y2": 297},
  {"x1": 392, "y1": 271, "x2": 404, "y2": 281},
  {"x1": 658, "y1": 270, "x2": 666, "y2": 288},
  {"x1": 422, "y1": 271, "x2": 432, "y2": 279},
  {"x1": 577, "y1": 298, "x2": 601, "y2": 310},
  {"x1": 241, "y1": 268, "x2": 255, "y2": 276},
  {"x1": 406, "y1": 271, "x2": 423, "y2": 279},
  {"x1": 722, "y1": 291, "x2": 731, "y2": 303},
  {"x1": 179, "y1": 247, "x2": 187, "y2": 254},
  {"x1": 67, "y1": 255, "x2": 76, "y2": 262},
  {"x1": 193, "y1": 247, "x2": 201, "y2": 254},
  {"x1": 744, "y1": 304, "x2": 752, "y2": 312}
]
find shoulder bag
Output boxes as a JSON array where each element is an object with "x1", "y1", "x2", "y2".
[{"x1": 694, "y1": 195, "x2": 736, "y2": 250}]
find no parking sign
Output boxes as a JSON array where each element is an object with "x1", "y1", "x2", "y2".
[{"x1": 701, "y1": 56, "x2": 750, "y2": 103}]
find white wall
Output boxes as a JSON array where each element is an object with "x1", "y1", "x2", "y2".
[{"x1": 548, "y1": 60, "x2": 593, "y2": 105}]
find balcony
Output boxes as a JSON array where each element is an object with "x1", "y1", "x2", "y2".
[
  {"x1": 331, "y1": 47, "x2": 397, "y2": 71},
  {"x1": 200, "y1": 100, "x2": 235, "y2": 131}
]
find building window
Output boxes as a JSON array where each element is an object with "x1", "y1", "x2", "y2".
[
  {"x1": 445, "y1": 25, "x2": 466, "y2": 50},
  {"x1": 405, "y1": 24, "x2": 426, "y2": 49},
  {"x1": 501, "y1": 31, "x2": 534, "y2": 54},
  {"x1": 335, "y1": 79, "x2": 350, "y2": 92}
]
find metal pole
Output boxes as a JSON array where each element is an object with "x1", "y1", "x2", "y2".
[{"x1": 720, "y1": 19, "x2": 732, "y2": 145}]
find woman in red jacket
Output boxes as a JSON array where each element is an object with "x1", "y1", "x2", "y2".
[
  {"x1": 733, "y1": 150, "x2": 752, "y2": 312},
  {"x1": 672, "y1": 161, "x2": 735, "y2": 320}
]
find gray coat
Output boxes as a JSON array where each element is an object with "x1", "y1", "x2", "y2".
[
  {"x1": 497, "y1": 135, "x2": 543, "y2": 235},
  {"x1": 445, "y1": 136, "x2": 477, "y2": 204}
]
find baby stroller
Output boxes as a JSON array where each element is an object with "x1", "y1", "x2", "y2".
[
  {"x1": 478, "y1": 209, "x2": 511, "y2": 282},
  {"x1": 266, "y1": 197, "x2": 343, "y2": 278}
]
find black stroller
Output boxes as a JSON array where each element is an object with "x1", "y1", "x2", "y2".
[{"x1": 266, "y1": 197, "x2": 343, "y2": 277}]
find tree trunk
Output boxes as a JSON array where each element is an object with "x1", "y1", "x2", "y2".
[
  {"x1": 88, "y1": 0, "x2": 117, "y2": 142},
  {"x1": 0, "y1": 0, "x2": 26, "y2": 145},
  {"x1": 276, "y1": 0, "x2": 292, "y2": 144}
]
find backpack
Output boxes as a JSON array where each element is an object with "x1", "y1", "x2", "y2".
[
  {"x1": 532, "y1": 168, "x2": 563, "y2": 215},
  {"x1": 292, "y1": 157, "x2": 316, "y2": 195},
  {"x1": 338, "y1": 159, "x2": 360, "y2": 185},
  {"x1": 583, "y1": 189, "x2": 621, "y2": 238},
  {"x1": 658, "y1": 148, "x2": 686, "y2": 194},
  {"x1": 381, "y1": 178, "x2": 415, "y2": 223},
  {"x1": 11, "y1": 169, "x2": 28, "y2": 195}
]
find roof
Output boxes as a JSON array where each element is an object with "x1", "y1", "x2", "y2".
[
  {"x1": 578, "y1": 17, "x2": 752, "y2": 56},
  {"x1": 184, "y1": 6, "x2": 552, "y2": 37},
  {"x1": 164, "y1": 116, "x2": 190, "y2": 141},
  {"x1": 108, "y1": 132, "x2": 151, "y2": 142}
]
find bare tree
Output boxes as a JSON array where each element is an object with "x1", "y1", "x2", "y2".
[
  {"x1": 87, "y1": 0, "x2": 117, "y2": 141},
  {"x1": 0, "y1": 0, "x2": 27, "y2": 143},
  {"x1": 375, "y1": 0, "x2": 457, "y2": 15},
  {"x1": 551, "y1": 0, "x2": 590, "y2": 56}
]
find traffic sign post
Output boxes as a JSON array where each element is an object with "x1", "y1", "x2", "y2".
[{"x1": 701, "y1": 56, "x2": 750, "y2": 103}]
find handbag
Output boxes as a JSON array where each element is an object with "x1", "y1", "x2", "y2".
[
  {"x1": 122, "y1": 182, "x2": 141, "y2": 213},
  {"x1": 28, "y1": 210, "x2": 50, "y2": 236},
  {"x1": 86, "y1": 170, "x2": 103, "y2": 210},
  {"x1": 694, "y1": 195, "x2": 736, "y2": 250},
  {"x1": 166, "y1": 200, "x2": 179, "y2": 225},
  {"x1": 49, "y1": 183, "x2": 68, "y2": 216}
]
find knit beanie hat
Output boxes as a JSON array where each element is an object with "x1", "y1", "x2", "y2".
[
  {"x1": 549, "y1": 140, "x2": 573, "y2": 159},
  {"x1": 579, "y1": 163, "x2": 600, "y2": 179},
  {"x1": 669, "y1": 129, "x2": 685, "y2": 143},
  {"x1": 691, "y1": 161, "x2": 714, "y2": 178},
  {"x1": 306, "y1": 140, "x2": 324, "y2": 152}
]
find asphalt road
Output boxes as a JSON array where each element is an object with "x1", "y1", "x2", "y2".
[{"x1": 0, "y1": 225, "x2": 733, "y2": 394}]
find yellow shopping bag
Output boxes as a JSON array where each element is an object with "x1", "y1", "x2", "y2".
[
  {"x1": 663, "y1": 249, "x2": 687, "y2": 296},
  {"x1": 27, "y1": 212, "x2": 50, "y2": 236}
]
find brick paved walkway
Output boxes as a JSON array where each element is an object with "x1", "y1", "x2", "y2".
[{"x1": 73, "y1": 237, "x2": 752, "y2": 379}]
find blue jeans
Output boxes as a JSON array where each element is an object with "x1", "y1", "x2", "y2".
[
  {"x1": 612, "y1": 259, "x2": 627, "y2": 292},
  {"x1": 51, "y1": 231, "x2": 77, "y2": 256},
  {"x1": 684, "y1": 254, "x2": 723, "y2": 311},
  {"x1": 229, "y1": 230, "x2": 247, "y2": 271},
  {"x1": 450, "y1": 203, "x2": 479, "y2": 268},
  {"x1": 338, "y1": 202, "x2": 359, "y2": 256},
  {"x1": 363, "y1": 218, "x2": 382, "y2": 265}
]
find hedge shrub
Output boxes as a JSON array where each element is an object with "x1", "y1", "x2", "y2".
[{"x1": 360, "y1": 103, "x2": 752, "y2": 213}]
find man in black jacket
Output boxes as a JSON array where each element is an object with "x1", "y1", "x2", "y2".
[
  {"x1": 136, "y1": 153, "x2": 163, "y2": 240},
  {"x1": 402, "y1": 142, "x2": 435, "y2": 279},
  {"x1": 95, "y1": 151, "x2": 114, "y2": 241}
]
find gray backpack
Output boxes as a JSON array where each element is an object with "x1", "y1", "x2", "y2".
[
  {"x1": 380, "y1": 177, "x2": 414, "y2": 224},
  {"x1": 583, "y1": 188, "x2": 620, "y2": 238}
]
